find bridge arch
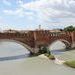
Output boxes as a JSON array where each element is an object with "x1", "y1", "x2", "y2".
[
  {"x1": 48, "y1": 39, "x2": 71, "y2": 50},
  {"x1": 0, "y1": 39, "x2": 34, "y2": 53}
]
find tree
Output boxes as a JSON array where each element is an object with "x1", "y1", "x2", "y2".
[{"x1": 64, "y1": 25, "x2": 75, "y2": 32}]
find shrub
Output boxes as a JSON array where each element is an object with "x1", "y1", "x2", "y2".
[
  {"x1": 39, "y1": 45, "x2": 51, "y2": 54},
  {"x1": 44, "y1": 53, "x2": 55, "y2": 60},
  {"x1": 48, "y1": 55, "x2": 55, "y2": 60},
  {"x1": 44, "y1": 53, "x2": 50, "y2": 57}
]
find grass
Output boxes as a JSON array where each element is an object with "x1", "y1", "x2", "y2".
[
  {"x1": 48, "y1": 55, "x2": 55, "y2": 60},
  {"x1": 44, "y1": 53, "x2": 55, "y2": 60},
  {"x1": 64, "y1": 60, "x2": 75, "y2": 68}
]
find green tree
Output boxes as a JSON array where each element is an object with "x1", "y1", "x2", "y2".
[{"x1": 64, "y1": 25, "x2": 75, "y2": 32}]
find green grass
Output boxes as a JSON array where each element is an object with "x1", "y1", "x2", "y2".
[
  {"x1": 64, "y1": 60, "x2": 75, "y2": 68},
  {"x1": 44, "y1": 53, "x2": 55, "y2": 60},
  {"x1": 48, "y1": 55, "x2": 55, "y2": 60}
]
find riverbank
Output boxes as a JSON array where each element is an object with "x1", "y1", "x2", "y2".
[
  {"x1": 0, "y1": 55, "x2": 75, "y2": 75},
  {"x1": 38, "y1": 54, "x2": 65, "y2": 65}
]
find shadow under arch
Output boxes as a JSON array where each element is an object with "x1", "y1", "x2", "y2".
[
  {"x1": 0, "y1": 39, "x2": 33, "y2": 53},
  {"x1": 48, "y1": 39, "x2": 71, "y2": 51}
]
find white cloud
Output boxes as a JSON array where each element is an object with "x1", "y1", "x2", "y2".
[
  {"x1": 19, "y1": 0, "x2": 75, "y2": 23},
  {"x1": 18, "y1": 0, "x2": 23, "y2": 4},
  {"x1": 21, "y1": 0, "x2": 48, "y2": 10},
  {"x1": 17, "y1": 0, "x2": 24, "y2": 6},
  {"x1": 3, "y1": 8, "x2": 34, "y2": 18},
  {"x1": 3, "y1": 10, "x2": 14, "y2": 15},
  {"x1": 3, "y1": 0, "x2": 75, "y2": 26},
  {"x1": 3, "y1": 0, "x2": 11, "y2": 6},
  {"x1": 0, "y1": 17, "x2": 10, "y2": 30}
]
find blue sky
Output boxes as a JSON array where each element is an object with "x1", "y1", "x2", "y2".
[{"x1": 0, "y1": 0, "x2": 75, "y2": 30}]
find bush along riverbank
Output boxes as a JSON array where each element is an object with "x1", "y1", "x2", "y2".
[
  {"x1": 38, "y1": 45, "x2": 55, "y2": 60},
  {"x1": 64, "y1": 60, "x2": 75, "y2": 68},
  {"x1": 29, "y1": 45, "x2": 55, "y2": 60},
  {"x1": 44, "y1": 53, "x2": 55, "y2": 60}
]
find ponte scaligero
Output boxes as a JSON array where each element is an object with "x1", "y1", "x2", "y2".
[{"x1": 0, "y1": 30, "x2": 75, "y2": 54}]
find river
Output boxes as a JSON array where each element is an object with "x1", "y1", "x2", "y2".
[{"x1": 0, "y1": 40, "x2": 75, "y2": 75}]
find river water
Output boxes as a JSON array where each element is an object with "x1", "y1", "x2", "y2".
[{"x1": 0, "y1": 40, "x2": 75, "y2": 75}]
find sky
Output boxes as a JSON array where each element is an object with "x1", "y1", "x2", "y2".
[{"x1": 0, "y1": 0, "x2": 75, "y2": 30}]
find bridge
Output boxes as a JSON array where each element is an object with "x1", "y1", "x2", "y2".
[{"x1": 0, "y1": 30, "x2": 75, "y2": 54}]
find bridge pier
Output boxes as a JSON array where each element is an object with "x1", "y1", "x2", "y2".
[
  {"x1": 71, "y1": 32, "x2": 75, "y2": 48},
  {"x1": 71, "y1": 43, "x2": 75, "y2": 48},
  {"x1": 29, "y1": 48, "x2": 40, "y2": 56},
  {"x1": 33, "y1": 48, "x2": 39, "y2": 53}
]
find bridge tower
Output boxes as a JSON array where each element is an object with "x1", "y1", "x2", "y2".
[
  {"x1": 39, "y1": 25, "x2": 41, "y2": 30},
  {"x1": 33, "y1": 31, "x2": 39, "y2": 53}
]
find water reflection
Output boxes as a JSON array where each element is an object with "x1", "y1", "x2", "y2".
[
  {"x1": 51, "y1": 50, "x2": 66, "y2": 55},
  {"x1": 50, "y1": 41, "x2": 66, "y2": 50},
  {"x1": 49, "y1": 41, "x2": 66, "y2": 55}
]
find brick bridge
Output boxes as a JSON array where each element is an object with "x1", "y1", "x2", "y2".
[{"x1": 0, "y1": 30, "x2": 75, "y2": 53}]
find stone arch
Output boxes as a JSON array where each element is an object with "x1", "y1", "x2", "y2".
[
  {"x1": 48, "y1": 39, "x2": 71, "y2": 50},
  {"x1": 0, "y1": 39, "x2": 34, "y2": 53}
]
